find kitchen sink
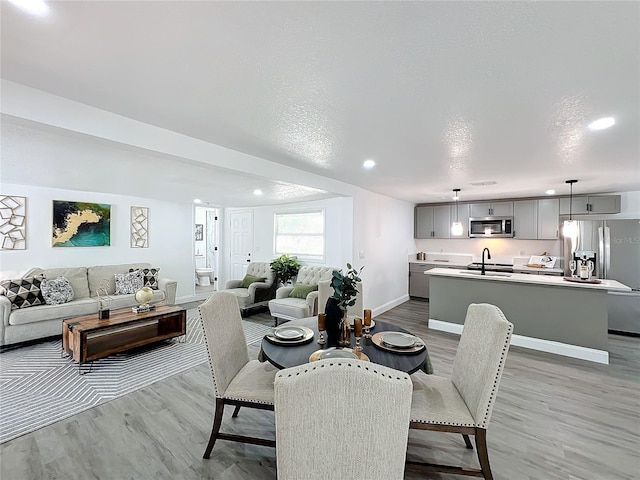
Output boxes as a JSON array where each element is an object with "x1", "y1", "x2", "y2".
[{"x1": 460, "y1": 271, "x2": 512, "y2": 278}]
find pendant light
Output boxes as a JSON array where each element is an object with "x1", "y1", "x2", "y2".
[
  {"x1": 562, "y1": 180, "x2": 578, "y2": 238},
  {"x1": 451, "y1": 188, "x2": 463, "y2": 236}
]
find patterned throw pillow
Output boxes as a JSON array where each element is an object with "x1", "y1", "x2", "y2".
[
  {"x1": 41, "y1": 276, "x2": 75, "y2": 305},
  {"x1": 129, "y1": 267, "x2": 160, "y2": 290},
  {"x1": 114, "y1": 270, "x2": 144, "y2": 295},
  {"x1": 0, "y1": 275, "x2": 46, "y2": 310}
]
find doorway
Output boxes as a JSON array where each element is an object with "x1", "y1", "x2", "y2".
[{"x1": 195, "y1": 206, "x2": 219, "y2": 295}]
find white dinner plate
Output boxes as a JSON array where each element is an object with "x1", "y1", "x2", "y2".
[
  {"x1": 273, "y1": 326, "x2": 306, "y2": 340},
  {"x1": 319, "y1": 348, "x2": 358, "y2": 360},
  {"x1": 381, "y1": 332, "x2": 416, "y2": 348}
]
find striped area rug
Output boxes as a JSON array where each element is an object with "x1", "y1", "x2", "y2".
[{"x1": 0, "y1": 310, "x2": 272, "y2": 444}]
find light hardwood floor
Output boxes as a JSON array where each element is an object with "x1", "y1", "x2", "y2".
[{"x1": 1, "y1": 299, "x2": 638, "y2": 479}]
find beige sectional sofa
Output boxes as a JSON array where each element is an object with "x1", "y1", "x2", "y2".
[{"x1": 0, "y1": 262, "x2": 177, "y2": 347}]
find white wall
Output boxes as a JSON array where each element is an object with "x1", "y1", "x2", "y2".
[{"x1": 0, "y1": 183, "x2": 196, "y2": 301}]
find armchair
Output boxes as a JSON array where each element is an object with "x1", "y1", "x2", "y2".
[
  {"x1": 220, "y1": 262, "x2": 276, "y2": 316},
  {"x1": 268, "y1": 266, "x2": 335, "y2": 325}
]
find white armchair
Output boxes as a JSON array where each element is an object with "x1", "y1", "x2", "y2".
[
  {"x1": 220, "y1": 262, "x2": 276, "y2": 316},
  {"x1": 268, "y1": 266, "x2": 335, "y2": 325}
]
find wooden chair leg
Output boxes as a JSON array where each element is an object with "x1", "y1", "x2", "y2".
[
  {"x1": 475, "y1": 428, "x2": 493, "y2": 480},
  {"x1": 463, "y1": 434, "x2": 473, "y2": 449},
  {"x1": 232, "y1": 405, "x2": 241, "y2": 417},
  {"x1": 203, "y1": 398, "x2": 225, "y2": 459}
]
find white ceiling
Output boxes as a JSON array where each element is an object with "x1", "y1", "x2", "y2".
[{"x1": 1, "y1": 1, "x2": 639, "y2": 205}]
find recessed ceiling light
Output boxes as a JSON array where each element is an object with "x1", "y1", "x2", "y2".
[
  {"x1": 7, "y1": 0, "x2": 49, "y2": 16},
  {"x1": 588, "y1": 117, "x2": 615, "y2": 131},
  {"x1": 545, "y1": 189, "x2": 555, "y2": 195},
  {"x1": 194, "y1": 199, "x2": 202, "y2": 204},
  {"x1": 363, "y1": 159, "x2": 376, "y2": 169},
  {"x1": 253, "y1": 189, "x2": 263, "y2": 196}
]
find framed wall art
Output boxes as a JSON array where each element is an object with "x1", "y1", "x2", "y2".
[
  {"x1": 195, "y1": 223, "x2": 204, "y2": 241},
  {"x1": 130, "y1": 206, "x2": 149, "y2": 248},
  {"x1": 0, "y1": 195, "x2": 27, "y2": 250},
  {"x1": 52, "y1": 200, "x2": 111, "y2": 247}
]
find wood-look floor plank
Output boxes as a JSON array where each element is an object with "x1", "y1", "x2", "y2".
[{"x1": 1, "y1": 299, "x2": 638, "y2": 479}]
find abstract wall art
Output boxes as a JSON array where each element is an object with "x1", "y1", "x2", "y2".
[
  {"x1": 130, "y1": 206, "x2": 149, "y2": 248},
  {"x1": 0, "y1": 195, "x2": 27, "y2": 250},
  {"x1": 52, "y1": 200, "x2": 111, "y2": 247},
  {"x1": 195, "y1": 223, "x2": 204, "y2": 241}
]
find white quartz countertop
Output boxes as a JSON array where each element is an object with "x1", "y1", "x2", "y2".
[
  {"x1": 512, "y1": 266, "x2": 564, "y2": 274},
  {"x1": 410, "y1": 260, "x2": 471, "y2": 267},
  {"x1": 425, "y1": 268, "x2": 631, "y2": 292}
]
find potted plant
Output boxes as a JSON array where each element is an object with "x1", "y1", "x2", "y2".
[
  {"x1": 325, "y1": 263, "x2": 363, "y2": 346},
  {"x1": 270, "y1": 254, "x2": 301, "y2": 285},
  {"x1": 331, "y1": 263, "x2": 363, "y2": 312}
]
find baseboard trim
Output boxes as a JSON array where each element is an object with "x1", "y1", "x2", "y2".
[
  {"x1": 608, "y1": 329, "x2": 640, "y2": 338},
  {"x1": 428, "y1": 319, "x2": 609, "y2": 365},
  {"x1": 374, "y1": 294, "x2": 410, "y2": 318}
]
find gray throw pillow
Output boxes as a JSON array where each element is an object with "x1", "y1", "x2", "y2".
[{"x1": 41, "y1": 276, "x2": 74, "y2": 305}]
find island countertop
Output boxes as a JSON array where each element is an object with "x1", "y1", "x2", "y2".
[{"x1": 425, "y1": 268, "x2": 631, "y2": 292}]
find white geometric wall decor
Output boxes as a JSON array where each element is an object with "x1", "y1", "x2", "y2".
[
  {"x1": 130, "y1": 206, "x2": 149, "y2": 248},
  {"x1": 0, "y1": 195, "x2": 27, "y2": 250}
]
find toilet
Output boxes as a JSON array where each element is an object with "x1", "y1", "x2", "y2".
[{"x1": 195, "y1": 268, "x2": 213, "y2": 286}]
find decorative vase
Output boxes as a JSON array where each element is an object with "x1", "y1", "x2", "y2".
[
  {"x1": 324, "y1": 297, "x2": 343, "y2": 347},
  {"x1": 338, "y1": 311, "x2": 351, "y2": 347}
]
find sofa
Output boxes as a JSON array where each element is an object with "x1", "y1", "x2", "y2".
[
  {"x1": 0, "y1": 262, "x2": 177, "y2": 347},
  {"x1": 268, "y1": 266, "x2": 335, "y2": 325},
  {"x1": 219, "y1": 262, "x2": 277, "y2": 316}
]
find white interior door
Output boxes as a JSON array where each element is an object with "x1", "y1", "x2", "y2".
[{"x1": 230, "y1": 211, "x2": 253, "y2": 280}]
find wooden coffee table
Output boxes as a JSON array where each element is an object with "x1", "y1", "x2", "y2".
[{"x1": 62, "y1": 304, "x2": 186, "y2": 372}]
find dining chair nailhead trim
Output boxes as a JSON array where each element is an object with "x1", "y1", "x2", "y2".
[{"x1": 276, "y1": 360, "x2": 409, "y2": 381}]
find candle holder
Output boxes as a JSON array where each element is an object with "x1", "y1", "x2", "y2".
[
  {"x1": 363, "y1": 309, "x2": 372, "y2": 339},
  {"x1": 317, "y1": 313, "x2": 326, "y2": 345}
]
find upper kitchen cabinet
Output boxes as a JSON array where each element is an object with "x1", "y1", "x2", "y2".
[
  {"x1": 537, "y1": 198, "x2": 560, "y2": 239},
  {"x1": 415, "y1": 205, "x2": 452, "y2": 238},
  {"x1": 559, "y1": 195, "x2": 621, "y2": 215},
  {"x1": 514, "y1": 200, "x2": 537, "y2": 239},
  {"x1": 469, "y1": 201, "x2": 514, "y2": 217},
  {"x1": 514, "y1": 199, "x2": 559, "y2": 239}
]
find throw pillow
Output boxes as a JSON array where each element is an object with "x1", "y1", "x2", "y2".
[
  {"x1": 114, "y1": 270, "x2": 144, "y2": 295},
  {"x1": 0, "y1": 275, "x2": 46, "y2": 310},
  {"x1": 41, "y1": 276, "x2": 74, "y2": 305},
  {"x1": 289, "y1": 283, "x2": 318, "y2": 299},
  {"x1": 129, "y1": 267, "x2": 160, "y2": 290},
  {"x1": 239, "y1": 274, "x2": 266, "y2": 289}
]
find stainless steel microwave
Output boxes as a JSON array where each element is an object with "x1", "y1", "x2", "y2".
[{"x1": 469, "y1": 217, "x2": 514, "y2": 238}]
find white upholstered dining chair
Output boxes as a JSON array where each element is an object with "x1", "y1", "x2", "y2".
[
  {"x1": 407, "y1": 303, "x2": 513, "y2": 480},
  {"x1": 274, "y1": 359, "x2": 413, "y2": 480},
  {"x1": 198, "y1": 291, "x2": 277, "y2": 458}
]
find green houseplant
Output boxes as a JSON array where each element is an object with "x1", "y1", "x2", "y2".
[
  {"x1": 270, "y1": 254, "x2": 301, "y2": 285},
  {"x1": 331, "y1": 263, "x2": 363, "y2": 311}
]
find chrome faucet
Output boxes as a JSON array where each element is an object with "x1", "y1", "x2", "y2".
[{"x1": 481, "y1": 248, "x2": 492, "y2": 275}]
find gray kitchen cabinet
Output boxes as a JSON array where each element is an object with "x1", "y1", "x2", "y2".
[
  {"x1": 537, "y1": 198, "x2": 559, "y2": 239},
  {"x1": 415, "y1": 205, "x2": 451, "y2": 238},
  {"x1": 415, "y1": 206, "x2": 434, "y2": 239},
  {"x1": 409, "y1": 263, "x2": 432, "y2": 298},
  {"x1": 559, "y1": 195, "x2": 621, "y2": 215},
  {"x1": 469, "y1": 201, "x2": 513, "y2": 217},
  {"x1": 514, "y1": 200, "x2": 537, "y2": 239}
]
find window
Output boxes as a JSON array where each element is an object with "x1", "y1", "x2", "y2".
[{"x1": 274, "y1": 209, "x2": 325, "y2": 262}]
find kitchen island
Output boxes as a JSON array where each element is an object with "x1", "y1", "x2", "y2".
[{"x1": 426, "y1": 268, "x2": 631, "y2": 364}]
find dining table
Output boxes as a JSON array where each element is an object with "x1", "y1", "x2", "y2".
[{"x1": 258, "y1": 316, "x2": 433, "y2": 374}]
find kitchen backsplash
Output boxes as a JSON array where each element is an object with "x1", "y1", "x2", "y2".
[{"x1": 413, "y1": 238, "x2": 562, "y2": 259}]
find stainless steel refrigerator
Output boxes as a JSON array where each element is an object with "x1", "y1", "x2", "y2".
[{"x1": 564, "y1": 219, "x2": 640, "y2": 334}]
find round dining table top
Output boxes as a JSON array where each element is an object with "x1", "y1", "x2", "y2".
[{"x1": 259, "y1": 317, "x2": 431, "y2": 374}]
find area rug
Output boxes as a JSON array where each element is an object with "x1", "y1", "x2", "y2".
[{"x1": 0, "y1": 310, "x2": 272, "y2": 444}]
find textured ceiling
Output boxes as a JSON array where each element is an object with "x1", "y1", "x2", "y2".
[{"x1": 1, "y1": 1, "x2": 638, "y2": 205}]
